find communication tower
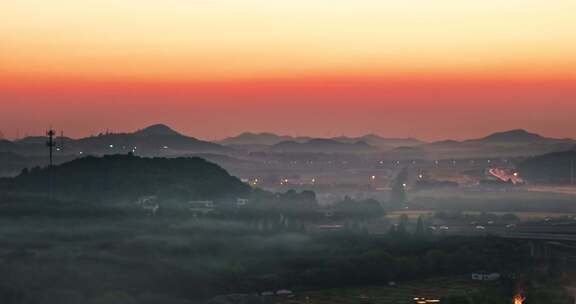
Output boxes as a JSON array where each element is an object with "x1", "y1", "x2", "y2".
[{"x1": 46, "y1": 128, "x2": 56, "y2": 199}]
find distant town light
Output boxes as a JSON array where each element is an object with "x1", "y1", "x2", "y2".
[
  {"x1": 109, "y1": 144, "x2": 114, "y2": 148},
  {"x1": 413, "y1": 297, "x2": 441, "y2": 303},
  {"x1": 370, "y1": 175, "x2": 376, "y2": 180}
]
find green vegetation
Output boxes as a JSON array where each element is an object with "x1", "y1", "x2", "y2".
[
  {"x1": 275, "y1": 277, "x2": 510, "y2": 304},
  {"x1": 0, "y1": 195, "x2": 530, "y2": 304},
  {"x1": 518, "y1": 151, "x2": 576, "y2": 184},
  {"x1": 332, "y1": 196, "x2": 384, "y2": 219},
  {"x1": 0, "y1": 155, "x2": 573, "y2": 304},
  {"x1": 0, "y1": 154, "x2": 251, "y2": 202}
]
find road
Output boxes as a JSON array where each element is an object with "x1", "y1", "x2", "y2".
[{"x1": 442, "y1": 224, "x2": 576, "y2": 241}]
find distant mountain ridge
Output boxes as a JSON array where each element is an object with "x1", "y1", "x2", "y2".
[
  {"x1": 2, "y1": 125, "x2": 574, "y2": 159},
  {"x1": 333, "y1": 134, "x2": 424, "y2": 148},
  {"x1": 75, "y1": 124, "x2": 227, "y2": 154},
  {"x1": 470, "y1": 129, "x2": 556, "y2": 143},
  {"x1": 417, "y1": 129, "x2": 576, "y2": 159},
  {"x1": 220, "y1": 132, "x2": 424, "y2": 149},
  {"x1": 219, "y1": 132, "x2": 306, "y2": 146},
  {"x1": 425, "y1": 129, "x2": 572, "y2": 146},
  {"x1": 4, "y1": 124, "x2": 228, "y2": 156},
  {"x1": 269, "y1": 138, "x2": 377, "y2": 153},
  {"x1": 133, "y1": 124, "x2": 182, "y2": 137}
]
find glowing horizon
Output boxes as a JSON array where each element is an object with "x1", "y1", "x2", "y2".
[
  {"x1": 3, "y1": 0, "x2": 576, "y2": 81},
  {"x1": 1, "y1": 0, "x2": 576, "y2": 140}
]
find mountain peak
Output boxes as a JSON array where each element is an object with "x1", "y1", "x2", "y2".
[
  {"x1": 134, "y1": 124, "x2": 181, "y2": 137},
  {"x1": 478, "y1": 129, "x2": 545, "y2": 143},
  {"x1": 220, "y1": 132, "x2": 291, "y2": 145}
]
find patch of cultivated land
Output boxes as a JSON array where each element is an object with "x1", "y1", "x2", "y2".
[{"x1": 277, "y1": 276, "x2": 491, "y2": 304}]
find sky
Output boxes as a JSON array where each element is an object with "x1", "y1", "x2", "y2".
[{"x1": 1, "y1": 0, "x2": 575, "y2": 140}]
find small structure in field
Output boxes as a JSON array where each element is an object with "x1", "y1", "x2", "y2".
[{"x1": 471, "y1": 271, "x2": 501, "y2": 281}]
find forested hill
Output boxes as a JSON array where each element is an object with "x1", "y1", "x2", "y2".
[
  {"x1": 0, "y1": 154, "x2": 251, "y2": 201},
  {"x1": 518, "y1": 150, "x2": 576, "y2": 184}
]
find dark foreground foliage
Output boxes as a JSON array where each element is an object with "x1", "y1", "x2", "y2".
[
  {"x1": 0, "y1": 154, "x2": 251, "y2": 202},
  {"x1": 0, "y1": 197, "x2": 532, "y2": 304}
]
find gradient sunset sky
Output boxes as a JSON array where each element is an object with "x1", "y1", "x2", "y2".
[{"x1": 1, "y1": 0, "x2": 575, "y2": 140}]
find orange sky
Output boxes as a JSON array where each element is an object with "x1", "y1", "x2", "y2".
[{"x1": 1, "y1": 0, "x2": 575, "y2": 140}]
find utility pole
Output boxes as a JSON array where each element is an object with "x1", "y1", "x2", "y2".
[
  {"x1": 46, "y1": 128, "x2": 56, "y2": 200},
  {"x1": 60, "y1": 130, "x2": 65, "y2": 152}
]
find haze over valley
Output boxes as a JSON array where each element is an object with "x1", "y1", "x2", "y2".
[{"x1": 2, "y1": 0, "x2": 576, "y2": 303}]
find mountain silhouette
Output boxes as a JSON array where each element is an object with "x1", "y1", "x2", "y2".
[
  {"x1": 471, "y1": 129, "x2": 549, "y2": 143},
  {"x1": 1, "y1": 126, "x2": 574, "y2": 160},
  {"x1": 1, "y1": 153, "x2": 251, "y2": 201},
  {"x1": 332, "y1": 134, "x2": 424, "y2": 148},
  {"x1": 415, "y1": 129, "x2": 575, "y2": 159},
  {"x1": 134, "y1": 124, "x2": 182, "y2": 137},
  {"x1": 518, "y1": 150, "x2": 576, "y2": 184},
  {"x1": 221, "y1": 132, "x2": 424, "y2": 150},
  {"x1": 74, "y1": 124, "x2": 228, "y2": 155},
  {"x1": 269, "y1": 138, "x2": 376, "y2": 153},
  {"x1": 220, "y1": 132, "x2": 298, "y2": 146}
]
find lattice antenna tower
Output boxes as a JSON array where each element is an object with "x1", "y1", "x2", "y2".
[{"x1": 46, "y1": 127, "x2": 56, "y2": 200}]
